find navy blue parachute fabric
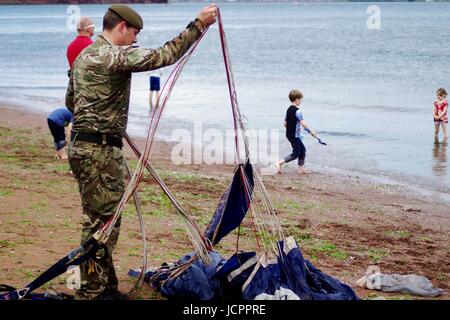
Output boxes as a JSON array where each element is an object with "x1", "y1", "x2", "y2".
[
  {"x1": 130, "y1": 251, "x2": 227, "y2": 300},
  {"x1": 204, "y1": 161, "x2": 254, "y2": 245},
  {"x1": 158, "y1": 252, "x2": 226, "y2": 300},
  {"x1": 304, "y1": 259, "x2": 358, "y2": 300},
  {"x1": 214, "y1": 251, "x2": 259, "y2": 299},
  {"x1": 241, "y1": 237, "x2": 359, "y2": 300},
  {"x1": 130, "y1": 238, "x2": 359, "y2": 300}
]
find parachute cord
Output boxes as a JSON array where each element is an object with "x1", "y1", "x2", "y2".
[{"x1": 124, "y1": 159, "x2": 148, "y2": 298}]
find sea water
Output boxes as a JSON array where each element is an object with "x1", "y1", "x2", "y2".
[{"x1": 0, "y1": 2, "x2": 449, "y2": 200}]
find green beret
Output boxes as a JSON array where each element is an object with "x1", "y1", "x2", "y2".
[{"x1": 109, "y1": 4, "x2": 143, "y2": 30}]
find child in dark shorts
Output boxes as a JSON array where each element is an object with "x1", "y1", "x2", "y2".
[{"x1": 275, "y1": 89, "x2": 317, "y2": 175}]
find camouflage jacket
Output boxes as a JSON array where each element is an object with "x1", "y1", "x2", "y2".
[{"x1": 65, "y1": 19, "x2": 203, "y2": 138}]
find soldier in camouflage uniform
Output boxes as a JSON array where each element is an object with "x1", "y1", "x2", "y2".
[{"x1": 66, "y1": 4, "x2": 218, "y2": 300}]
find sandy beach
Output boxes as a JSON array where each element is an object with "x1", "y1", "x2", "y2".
[{"x1": 0, "y1": 103, "x2": 449, "y2": 300}]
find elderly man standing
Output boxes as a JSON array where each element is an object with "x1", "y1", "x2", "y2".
[
  {"x1": 66, "y1": 4, "x2": 217, "y2": 300},
  {"x1": 66, "y1": 16, "x2": 95, "y2": 71}
]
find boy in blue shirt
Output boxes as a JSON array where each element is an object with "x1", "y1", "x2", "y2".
[
  {"x1": 47, "y1": 108, "x2": 73, "y2": 160},
  {"x1": 275, "y1": 89, "x2": 317, "y2": 174}
]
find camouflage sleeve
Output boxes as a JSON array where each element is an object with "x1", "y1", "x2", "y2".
[
  {"x1": 108, "y1": 19, "x2": 203, "y2": 73},
  {"x1": 65, "y1": 74, "x2": 74, "y2": 113}
]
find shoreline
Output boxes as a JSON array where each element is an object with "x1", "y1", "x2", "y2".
[
  {"x1": 3, "y1": 100, "x2": 450, "y2": 206},
  {"x1": 1, "y1": 102, "x2": 449, "y2": 299}
]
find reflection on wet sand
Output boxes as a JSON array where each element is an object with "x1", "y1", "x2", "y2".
[{"x1": 432, "y1": 138, "x2": 448, "y2": 177}]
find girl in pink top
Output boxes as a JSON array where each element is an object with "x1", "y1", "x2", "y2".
[{"x1": 433, "y1": 88, "x2": 448, "y2": 140}]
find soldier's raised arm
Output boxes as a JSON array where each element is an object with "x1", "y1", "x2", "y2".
[
  {"x1": 104, "y1": 4, "x2": 217, "y2": 73},
  {"x1": 114, "y1": 20, "x2": 203, "y2": 73}
]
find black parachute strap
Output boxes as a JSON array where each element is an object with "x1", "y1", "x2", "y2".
[
  {"x1": 0, "y1": 237, "x2": 101, "y2": 300},
  {"x1": 0, "y1": 284, "x2": 74, "y2": 301}
]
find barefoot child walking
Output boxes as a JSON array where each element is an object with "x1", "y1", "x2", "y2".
[
  {"x1": 275, "y1": 89, "x2": 317, "y2": 174},
  {"x1": 433, "y1": 88, "x2": 448, "y2": 140}
]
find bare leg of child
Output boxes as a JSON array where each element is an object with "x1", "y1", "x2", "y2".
[
  {"x1": 434, "y1": 122, "x2": 440, "y2": 139},
  {"x1": 275, "y1": 160, "x2": 285, "y2": 174},
  {"x1": 442, "y1": 122, "x2": 448, "y2": 139}
]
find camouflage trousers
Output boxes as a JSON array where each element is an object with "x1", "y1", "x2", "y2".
[{"x1": 68, "y1": 140, "x2": 125, "y2": 300}]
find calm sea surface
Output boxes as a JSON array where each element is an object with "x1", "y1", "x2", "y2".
[{"x1": 0, "y1": 2, "x2": 449, "y2": 200}]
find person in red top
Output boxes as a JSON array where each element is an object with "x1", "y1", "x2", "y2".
[
  {"x1": 67, "y1": 16, "x2": 95, "y2": 71},
  {"x1": 433, "y1": 88, "x2": 448, "y2": 140}
]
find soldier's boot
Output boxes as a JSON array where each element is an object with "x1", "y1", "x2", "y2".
[{"x1": 94, "y1": 289, "x2": 129, "y2": 300}]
